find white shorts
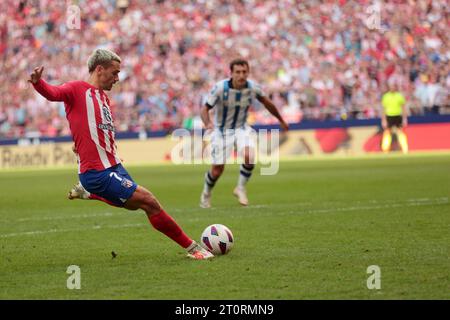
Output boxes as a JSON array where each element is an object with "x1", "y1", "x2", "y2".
[{"x1": 208, "y1": 126, "x2": 257, "y2": 165}]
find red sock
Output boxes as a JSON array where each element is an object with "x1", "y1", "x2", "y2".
[
  {"x1": 89, "y1": 194, "x2": 120, "y2": 207},
  {"x1": 148, "y1": 210, "x2": 193, "y2": 249}
]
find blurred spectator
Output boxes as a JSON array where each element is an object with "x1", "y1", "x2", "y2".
[{"x1": 0, "y1": 0, "x2": 449, "y2": 139}]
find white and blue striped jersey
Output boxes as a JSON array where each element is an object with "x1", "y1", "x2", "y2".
[{"x1": 205, "y1": 79, "x2": 265, "y2": 131}]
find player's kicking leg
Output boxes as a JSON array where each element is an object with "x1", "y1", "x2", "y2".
[
  {"x1": 125, "y1": 185, "x2": 213, "y2": 260},
  {"x1": 75, "y1": 164, "x2": 213, "y2": 260}
]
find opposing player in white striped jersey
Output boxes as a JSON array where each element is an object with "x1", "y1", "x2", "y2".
[{"x1": 200, "y1": 59, "x2": 289, "y2": 208}]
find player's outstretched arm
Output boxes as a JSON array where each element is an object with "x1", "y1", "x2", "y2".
[
  {"x1": 257, "y1": 96, "x2": 289, "y2": 131},
  {"x1": 28, "y1": 66, "x2": 44, "y2": 85},
  {"x1": 29, "y1": 66, "x2": 73, "y2": 102}
]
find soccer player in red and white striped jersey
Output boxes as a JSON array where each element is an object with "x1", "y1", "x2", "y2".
[
  {"x1": 32, "y1": 69, "x2": 121, "y2": 174},
  {"x1": 29, "y1": 49, "x2": 212, "y2": 260}
]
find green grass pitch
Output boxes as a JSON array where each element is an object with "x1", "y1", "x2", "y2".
[{"x1": 0, "y1": 153, "x2": 449, "y2": 299}]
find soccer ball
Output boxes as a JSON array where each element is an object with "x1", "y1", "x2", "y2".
[{"x1": 201, "y1": 224, "x2": 234, "y2": 255}]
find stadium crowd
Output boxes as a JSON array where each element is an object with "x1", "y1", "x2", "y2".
[{"x1": 0, "y1": 0, "x2": 449, "y2": 139}]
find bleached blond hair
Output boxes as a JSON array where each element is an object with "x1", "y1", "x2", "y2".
[{"x1": 87, "y1": 49, "x2": 121, "y2": 73}]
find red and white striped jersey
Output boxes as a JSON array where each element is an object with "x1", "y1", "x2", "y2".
[{"x1": 33, "y1": 79, "x2": 121, "y2": 173}]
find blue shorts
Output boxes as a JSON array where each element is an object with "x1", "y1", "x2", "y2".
[{"x1": 79, "y1": 164, "x2": 138, "y2": 207}]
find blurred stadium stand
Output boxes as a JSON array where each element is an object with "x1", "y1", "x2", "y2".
[{"x1": 0, "y1": 0, "x2": 448, "y2": 140}]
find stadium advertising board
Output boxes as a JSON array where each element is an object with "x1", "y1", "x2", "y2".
[{"x1": 1, "y1": 122, "x2": 449, "y2": 170}]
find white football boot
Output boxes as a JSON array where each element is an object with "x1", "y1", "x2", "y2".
[
  {"x1": 186, "y1": 241, "x2": 214, "y2": 260},
  {"x1": 233, "y1": 186, "x2": 248, "y2": 206},
  {"x1": 68, "y1": 182, "x2": 90, "y2": 200},
  {"x1": 199, "y1": 191, "x2": 211, "y2": 208}
]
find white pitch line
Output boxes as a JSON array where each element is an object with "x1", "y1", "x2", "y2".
[
  {"x1": 0, "y1": 197, "x2": 447, "y2": 238},
  {"x1": 3, "y1": 197, "x2": 447, "y2": 224},
  {"x1": 0, "y1": 223, "x2": 146, "y2": 238},
  {"x1": 16, "y1": 211, "x2": 127, "y2": 222},
  {"x1": 280, "y1": 199, "x2": 449, "y2": 217}
]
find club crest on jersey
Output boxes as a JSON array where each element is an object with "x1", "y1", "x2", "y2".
[
  {"x1": 98, "y1": 104, "x2": 115, "y2": 131},
  {"x1": 121, "y1": 178, "x2": 133, "y2": 188},
  {"x1": 102, "y1": 105, "x2": 113, "y2": 123}
]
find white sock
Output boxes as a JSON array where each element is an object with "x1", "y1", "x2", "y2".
[
  {"x1": 203, "y1": 171, "x2": 217, "y2": 194},
  {"x1": 238, "y1": 164, "x2": 254, "y2": 188},
  {"x1": 186, "y1": 241, "x2": 196, "y2": 251}
]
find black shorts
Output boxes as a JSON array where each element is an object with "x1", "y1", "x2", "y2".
[{"x1": 386, "y1": 116, "x2": 402, "y2": 128}]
